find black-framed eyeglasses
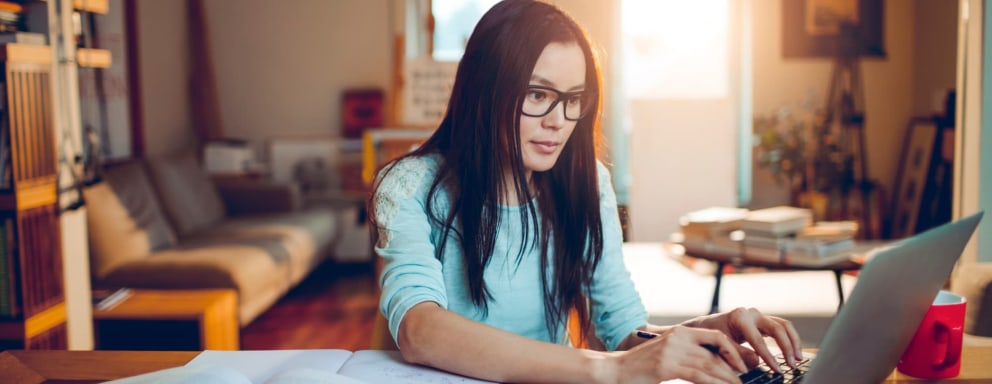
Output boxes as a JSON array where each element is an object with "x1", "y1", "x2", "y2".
[{"x1": 521, "y1": 85, "x2": 591, "y2": 121}]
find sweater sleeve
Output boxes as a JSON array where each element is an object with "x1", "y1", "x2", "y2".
[
  {"x1": 373, "y1": 157, "x2": 449, "y2": 346},
  {"x1": 589, "y1": 161, "x2": 648, "y2": 351}
]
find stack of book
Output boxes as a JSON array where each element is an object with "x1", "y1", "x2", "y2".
[
  {"x1": 0, "y1": 31, "x2": 45, "y2": 45},
  {"x1": 676, "y1": 206, "x2": 749, "y2": 257},
  {"x1": 0, "y1": 2, "x2": 22, "y2": 34},
  {"x1": 741, "y1": 206, "x2": 857, "y2": 266}
]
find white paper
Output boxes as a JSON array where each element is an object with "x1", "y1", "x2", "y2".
[
  {"x1": 103, "y1": 365, "x2": 252, "y2": 384},
  {"x1": 111, "y1": 349, "x2": 498, "y2": 384},
  {"x1": 265, "y1": 368, "x2": 367, "y2": 384},
  {"x1": 186, "y1": 350, "x2": 354, "y2": 383},
  {"x1": 337, "y1": 350, "x2": 497, "y2": 384}
]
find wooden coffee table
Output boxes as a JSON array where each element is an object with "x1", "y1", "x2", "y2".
[
  {"x1": 92, "y1": 289, "x2": 239, "y2": 351},
  {"x1": 672, "y1": 242, "x2": 865, "y2": 314}
]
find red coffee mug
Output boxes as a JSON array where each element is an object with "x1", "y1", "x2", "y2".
[{"x1": 897, "y1": 290, "x2": 966, "y2": 379}]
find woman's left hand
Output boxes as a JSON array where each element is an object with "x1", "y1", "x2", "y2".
[{"x1": 686, "y1": 307, "x2": 804, "y2": 371}]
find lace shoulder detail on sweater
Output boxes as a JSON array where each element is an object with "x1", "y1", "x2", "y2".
[{"x1": 373, "y1": 156, "x2": 438, "y2": 234}]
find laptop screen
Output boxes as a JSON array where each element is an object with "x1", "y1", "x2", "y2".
[{"x1": 803, "y1": 212, "x2": 983, "y2": 383}]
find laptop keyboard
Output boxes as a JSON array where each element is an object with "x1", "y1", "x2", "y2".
[{"x1": 739, "y1": 353, "x2": 812, "y2": 384}]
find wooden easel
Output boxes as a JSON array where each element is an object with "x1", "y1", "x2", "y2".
[{"x1": 821, "y1": 24, "x2": 874, "y2": 239}]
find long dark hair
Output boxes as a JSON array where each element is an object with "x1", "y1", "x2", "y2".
[{"x1": 371, "y1": 0, "x2": 604, "y2": 344}]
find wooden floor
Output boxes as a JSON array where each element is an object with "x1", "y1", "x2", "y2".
[{"x1": 240, "y1": 260, "x2": 379, "y2": 351}]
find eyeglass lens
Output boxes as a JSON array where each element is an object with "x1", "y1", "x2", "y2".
[{"x1": 521, "y1": 86, "x2": 589, "y2": 121}]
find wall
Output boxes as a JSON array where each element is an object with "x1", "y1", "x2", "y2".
[
  {"x1": 750, "y1": 0, "x2": 920, "y2": 218},
  {"x1": 134, "y1": 1, "x2": 955, "y2": 242},
  {"x1": 912, "y1": 0, "x2": 959, "y2": 117},
  {"x1": 556, "y1": 1, "x2": 740, "y2": 241},
  {"x1": 136, "y1": 1, "x2": 393, "y2": 155},
  {"x1": 202, "y1": 0, "x2": 392, "y2": 142},
  {"x1": 137, "y1": 0, "x2": 195, "y2": 156},
  {"x1": 565, "y1": 1, "x2": 946, "y2": 241}
]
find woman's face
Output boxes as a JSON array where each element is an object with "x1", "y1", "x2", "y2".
[{"x1": 518, "y1": 42, "x2": 586, "y2": 176}]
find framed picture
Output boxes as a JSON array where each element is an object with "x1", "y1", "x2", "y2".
[
  {"x1": 782, "y1": 0, "x2": 885, "y2": 58},
  {"x1": 890, "y1": 118, "x2": 938, "y2": 239},
  {"x1": 342, "y1": 89, "x2": 385, "y2": 139}
]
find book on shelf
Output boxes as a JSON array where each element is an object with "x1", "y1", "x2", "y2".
[
  {"x1": 0, "y1": 218, "x2": 10, "y2": 317},
  {"x1": 741, "y1": 206, "x2": 813, "y2": 236},
  {"x1": 0, "y1": 9, "x2": 21, "y2": 34},
  {"x1": 105, "y1": 349, "x2": 497, "y2": 384},
  {"x1": 0, "y1": 1, "x2": 21, "y2": 14},
  {"x1": 0, "y1": 31, "x2": 45, "y2": 45}
]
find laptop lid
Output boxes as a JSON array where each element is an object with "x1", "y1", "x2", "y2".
[{"x1": 803, "y1": 211, "x2": 983, "y2": 383}]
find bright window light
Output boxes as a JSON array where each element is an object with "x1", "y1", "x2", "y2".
[
  {"x1": 432, "y1": 0, "x2": 501, "y2": 61},
  {"x1": 622, "y1": 0, "x2": 730, "y2": 99}
]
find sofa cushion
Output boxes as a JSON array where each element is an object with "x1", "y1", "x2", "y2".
[
  {"x1": 95, "y1": 242, "x2": 293, "y2": 325},
  {"x1": 84, "y1": 162, "x2": 178, "y2": 280},
  {"x1": 184, "y1": 207, "x2": 339, "y2": 284},
  {"x1": 146, "y1": 150, "x2": 227, "y2": 236}
]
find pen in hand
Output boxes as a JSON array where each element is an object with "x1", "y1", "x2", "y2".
[{"x1": 636, "y1": 330, "x2": 721, "y2": 354}]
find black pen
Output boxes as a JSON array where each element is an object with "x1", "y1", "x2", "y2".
[{"x1": 636, "y1": 330, "x2": 721, "y2": 354}]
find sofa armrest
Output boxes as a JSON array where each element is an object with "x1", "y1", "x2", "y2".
[
  {"x1": 952, "y1": 262, "x2": 992, "y2": 337},
  {"x1": 213, "y1": 177, "x2": 302, "y2": 216}
]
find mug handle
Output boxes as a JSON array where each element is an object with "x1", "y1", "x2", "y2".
[{"x1": 934, "y1": 320, "x2": 963, "y2": 369}]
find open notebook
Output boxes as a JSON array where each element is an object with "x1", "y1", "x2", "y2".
[{"x1": 105, "y1": 349, "x2": 496, "y2": 384}]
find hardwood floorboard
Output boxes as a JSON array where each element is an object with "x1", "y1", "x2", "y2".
[{"x1": 240, "y1": 260, "x2": 379, "y2": 351}]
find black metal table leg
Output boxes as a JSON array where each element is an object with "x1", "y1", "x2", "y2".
[
  {"x1": 834, "y1": 269, "x2": 845, "y2": 310},
  {"x1": 710, "y1": 261, "x2": 726, "y2": 314}
]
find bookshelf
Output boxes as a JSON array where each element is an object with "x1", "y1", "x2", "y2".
[
  {"x1": 76, "y1": 47, "x2": 111, "y2": 68},
  {"x1": 74, "y1": 0, "x2": 112, "y2": 69},
  {"x1": 0, "y1": 43, "x2": 66, "y2": 349},
  {"x1": 73, "y1": 0, "x2": 109, "y2": 14},
  {"x1": 0, "y1": 0, "x2": 111, "y2": 350}
]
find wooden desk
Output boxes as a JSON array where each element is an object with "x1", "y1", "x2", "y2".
[
  {"x1": 93, "y1": 289, "x2": 239, "y2": 351},
  {"x1": 1, "y1": 348, "x2": 991, "y2": 383},
  {"x1": 886, "y1": 346, "x2": 992, "y2": 381},
  {"x1": 0, "y1": 350, "x2": 197, "y2": 383}
]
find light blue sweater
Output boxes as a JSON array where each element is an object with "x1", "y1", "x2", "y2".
[{"x1": 373, "y1": 154, "x2": 647, "y2": 351}]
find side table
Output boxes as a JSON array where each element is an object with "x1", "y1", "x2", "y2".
[
  {"x1": 93, "y1": 289, "x2": 239, "y2": 351},
  {"x1": 304, "y1": 189, "x2": 372, "y2": 264},
  {"x1": 673, "y1": 242, "x2": 864, "y2": 315}
]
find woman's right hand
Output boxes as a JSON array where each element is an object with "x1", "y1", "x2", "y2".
[{"x1": 611, "y1": 325, "x2": 748, "y2": 384}]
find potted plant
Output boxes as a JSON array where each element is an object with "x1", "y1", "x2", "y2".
[{"x1": 753, "y1": 102, "x2": 853, "y2": 220}]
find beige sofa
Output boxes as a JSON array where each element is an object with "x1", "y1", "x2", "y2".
[
  {"x1": 953, "y1": 263, "x2": 992, "y2": 339},
  {"x1": 84, "y1": 149, "x2": 346, "y2": 325}
]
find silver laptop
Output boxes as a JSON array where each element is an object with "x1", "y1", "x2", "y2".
[{"x1": 743, "y1": 211, "x2": 983, "y2": 383}]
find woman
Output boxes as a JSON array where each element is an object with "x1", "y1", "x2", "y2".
[{"x1": 370, "y1": 1, "x2": 802, "y2": 382}]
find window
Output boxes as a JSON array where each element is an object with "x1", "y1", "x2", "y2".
[
  {"x1": 432, "y1": 0, "x2": 501, "y2": 61},
  {"x1": 621, "y1": 0, "x2": 730, "y2": 99}
]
